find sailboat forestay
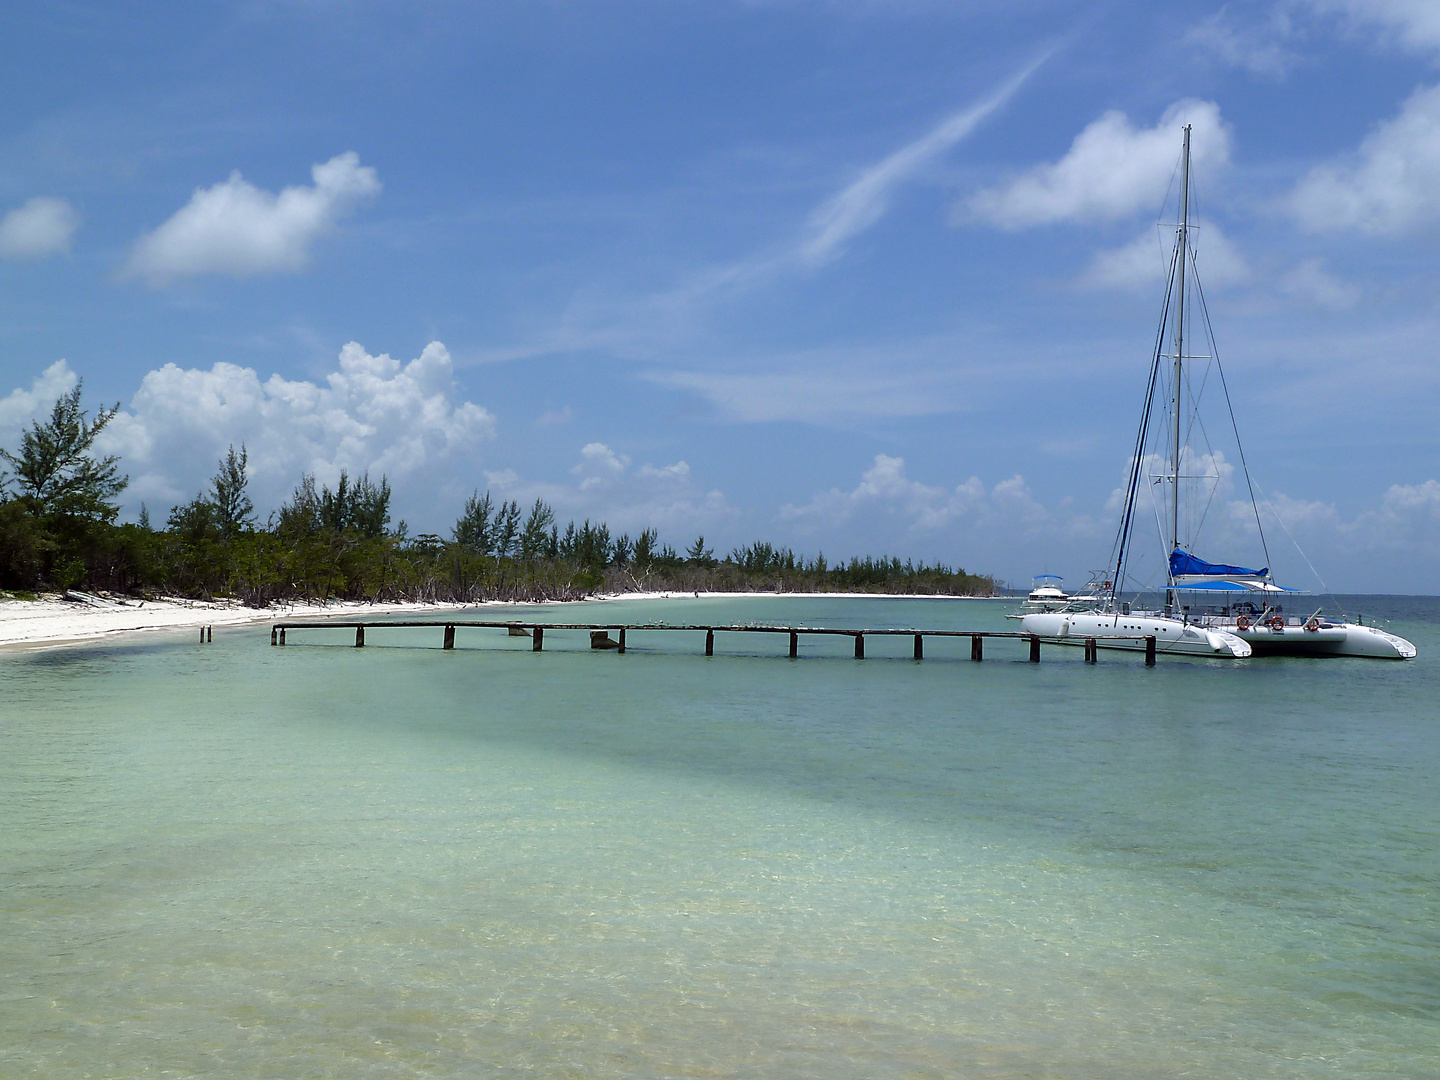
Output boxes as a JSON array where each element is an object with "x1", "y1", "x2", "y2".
[{"x1": 1022, "y1": 125, "x2": 1416, "y2": 660}]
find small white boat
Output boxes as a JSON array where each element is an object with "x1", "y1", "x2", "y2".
[
  {"x1": 1021, "y1": 574, "x2": 1069, "y2": 612},
  {"x1": 1022, "y1": 126, "x2": 1415, "y2": 662}
]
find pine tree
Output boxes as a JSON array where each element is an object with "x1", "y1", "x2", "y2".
[
  {"x1": 0, "y1": 384, "x2": 127, "y2": 520},
  {"x1": 685, "y1": 535, "x2": 714, "y2": 566},
  {"x1": 519, "y1": 499, "x2": 555, "y2": 560},
  {"x1": 454, "y1": 491, "x2": 493, "y2": 553},
  {"x1": 633, "y1": 528, "x2": 658, "y2": 571},
  {"x1": 209, "y1": 444, "x2": 254, "y2": 538},
  {"x1": 494, "y1": 499, "x2": 521, "y2": 558}
]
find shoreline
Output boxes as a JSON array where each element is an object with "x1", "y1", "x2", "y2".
[
  {"x1": 0, "y1": 596, "x2": 489, "y2": 653},
  {"x1": 0, "y1": 590, "x2": 1011, "y2": 652}
]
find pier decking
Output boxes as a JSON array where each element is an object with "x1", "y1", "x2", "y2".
[{"x1": 268, "y1": 619, "x2": 1160, "y2": 665}]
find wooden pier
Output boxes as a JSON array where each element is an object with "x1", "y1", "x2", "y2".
[{"x1": 268, "y1": 619, "x2": 1160, "y2": 665}]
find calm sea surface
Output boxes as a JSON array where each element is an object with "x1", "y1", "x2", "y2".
[{"x1": 2, "y1": 595, "x2": 1437, "y2": 1078}]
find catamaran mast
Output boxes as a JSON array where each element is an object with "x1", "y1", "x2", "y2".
[{"x1": 1168, "y1": 124, "x2": 1191, "y2": 610}]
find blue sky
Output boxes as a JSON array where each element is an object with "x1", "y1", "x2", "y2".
[{"x1": 2, "y1": 0, "x2": 1438, "y2": 592}]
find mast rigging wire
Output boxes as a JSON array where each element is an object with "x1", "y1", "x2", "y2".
[
  {"x1": 1193, "y1": 271, "x2": 1273, "y2": 574},
  {"x1": 1109, "y1": 235, "x2": 1180, "y2": 603}
]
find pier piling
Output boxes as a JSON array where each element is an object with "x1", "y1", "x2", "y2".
[
  {"x1": 1145, "y1": 635, "x2": 1156, "y2": 666},
  {"x1": 1029, "y1": 636, "x2": 1041, "y2": 662},
  {"x1": 443, "y1": 625, "x2": 455, "y2": 650},
  {"x1": 1085, "y1": 637, "x2": 1097, "y2": 663},
  {"x1": 618, "y1": 628, "x2": 626, "y2": 654},
  {"x1": 790, "y1": 631, "x2": 799, "y2": 658},
  {"x1": 355, "y1": 626, "x2": 365, "y2": 648},
  {"x1": 271, "y1": 627, "x2": 278, "y2": 646},
  {"x1": 532, "y1": 627, "x2": 544, "y2": 652},
  {"x1": 705, "y1": 629, "x2": 714, "y2": 656},
  {"x1": 914, "y1": 634, "x2": 923, "y2": 660},
  {"x1": 854, "y1": 633, "x2": 865, "y2": 659},
  {"x1": 971, "y1": 635, "x2": 983, "y2": 662}
]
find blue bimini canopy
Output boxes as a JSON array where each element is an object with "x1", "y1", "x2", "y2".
[{"x1": 1169, "y1": 549, "x2": 1267, "y2": 579}]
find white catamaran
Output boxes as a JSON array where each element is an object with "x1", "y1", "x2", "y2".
[{"x1": 1023, "y1": 125, "x2": 1416, "y2": 660}]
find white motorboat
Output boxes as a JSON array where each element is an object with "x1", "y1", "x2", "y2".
[
  {"x1": 1021, "y1": 574, "x2": 1070, "y2": 611},
  {"x1": 1022, "y1": 126, "x2": 1415, "y2": 661}
]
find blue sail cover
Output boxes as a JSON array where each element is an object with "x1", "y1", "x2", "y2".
[{"x1": 1169, "y1": 549, "x2": 1267, "y2": 579}]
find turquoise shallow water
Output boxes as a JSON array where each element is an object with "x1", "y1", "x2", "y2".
[{"x1": 2, "y1": 595, "x2": 1437, "y2": 1078}]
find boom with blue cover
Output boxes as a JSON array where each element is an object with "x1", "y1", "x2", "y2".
[{"x1": 1169, "y1": 549, "x2": 1267, "y2": 579}]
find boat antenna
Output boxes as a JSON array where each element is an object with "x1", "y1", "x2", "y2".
[{"x1": 1167, "y1": 123, "x2": 1190, "y2": 612}]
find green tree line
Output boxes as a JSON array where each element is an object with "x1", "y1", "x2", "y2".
[{"x1": 0, "y1": 385, "x2": 999, "y2": 604}]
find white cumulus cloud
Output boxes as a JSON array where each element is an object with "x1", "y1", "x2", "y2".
[
  {"x1": 1302, "y1": 0, "x2": 1440, "y2": 53},
  {"x1": 0, "y1": 360, "x2": 80, "y2": 443},
  {"x1": 1081, "y1": 219, "x2": 1250, "y2": 290},
  {"x1": 967, "y1": 99, "x2": 1230, "y2": 228},
  {"x1": 1279, "y1": 258, "x2": 1361, "y2": 309},
  {"x1": 1215, "y1": 477, "x2": 1440, "y2": 589},
  {"x1": 1289, "y1": 83, "x2": 1440, "y2": 234},
  {"x1": 780, "y1": 454, "x2": 1046, "y2": 532},
  {"x1": 0, "y1": 197, "x2": 79, "y2": 260},
  {"x1": 491, "y1": 442, "x2": 731, "y2": 538},
  {"x1": 97, "y1": 340, "x2": 493, "y2": 510},
  {"x1": 126, "y1": 152, "x2": 381, "y2": 284},
  {"x1": 573, "y1": 442, "x2": 630, "y2": 491},
  {"x1": 1184, "y1": 7, "x2": 1298, "y2": 77}
]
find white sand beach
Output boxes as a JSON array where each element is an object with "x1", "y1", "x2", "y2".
[
  {"x1": 0, "y1": 594, "x2": 472, "y2": 651},
  {"x1": 0, "y1": 589, "x2": 1009, "y2": 652}
]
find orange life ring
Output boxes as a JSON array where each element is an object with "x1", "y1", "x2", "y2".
[
  {"x1": 1235, "y1": 615, "x2": 1250, "y2": 631},
  {"x1": 1305, "y1": 616, "x2": 1321, "y2": 632},
  {"x1": 1268, "y1": 615, "x2": 1285, "y2": 631}
]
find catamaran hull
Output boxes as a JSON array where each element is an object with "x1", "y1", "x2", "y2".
[
  {"x1": 1232, "y1": 623, "x2": 1416, "y2": 659},
  {"x1": 1021, "y1": 613, "x2": 1415, "y2": 659},
  {"x1": 1020, "y1": 612, "x2": 1251, "y2": 658}
]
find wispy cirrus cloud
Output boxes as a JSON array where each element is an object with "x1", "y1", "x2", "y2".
[
  {"x1": 125, "y1": 152, "x2": 380, "y2": 285},
  {"x1": 468, "y1": 53, "x2": 1053, "y2": 367},
  {"x1": 647, "y1": 355, "x2": 962, "y2": 424},
  {"x1": 799, "y1": 49, "x2": 1053, "y2": 265}
]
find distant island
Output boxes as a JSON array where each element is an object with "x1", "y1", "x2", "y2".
[{"x1": 0, "y1": 386, "x2": 1000, "y2": 606}]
